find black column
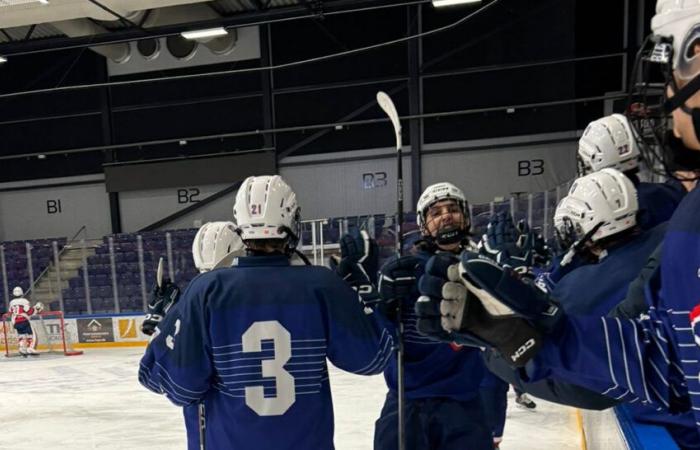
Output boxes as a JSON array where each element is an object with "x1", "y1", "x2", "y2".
[
  {"x1": 407, "y1": 5, "x2": 423, "y2": 205},
  {"x1": 98, "y1": 57, "x2": 122, "y2": 234},
  {"x1": 260, "y1": 24, "x2": 278, "y2": 172}
]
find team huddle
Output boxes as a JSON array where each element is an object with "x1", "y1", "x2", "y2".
[{"x1": 136, "y1": 1, "x2": 700, "y2": 449}]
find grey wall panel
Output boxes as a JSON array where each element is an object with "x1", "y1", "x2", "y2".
[
  {"x1": 120, "y1": 183, "x2": 237, "y2": 231},
  {"x1": 422, "y1": 143, "x2": 577, "y2": 204},
  {"x1": 105, "y1": 151, "x2": 275, "y2": 192},
  {"x1": 280, "y1": 156, "x2": 412, "y2": 220},
  {"x1": 0, "y1": 183, "x2": 111, "y2": 241}
]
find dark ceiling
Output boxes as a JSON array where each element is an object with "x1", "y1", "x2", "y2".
[{"x1": 0, "y1": 0, "x2": 641, "y2": 182}]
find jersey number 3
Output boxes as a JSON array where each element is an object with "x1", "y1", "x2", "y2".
[{"x1": 242, "y1": 321, "x2": 296, "y2": 416}]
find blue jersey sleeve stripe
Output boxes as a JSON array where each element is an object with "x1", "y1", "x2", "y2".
[
  {"x1": 630, "y1": 319, "x2": 653, "y2": 403},
  {"x1": 153, "y1": 362, "x2": 209, "y2": 394},
  {"x1": 602, "y1": 318, "x2": 620, "y2": 388},
  {"x1": 614, "y1": 318, "x2": 636, "y2": 396},
  {"x1": 354, "y1": 330, "x2": 394, "y2": 375}
]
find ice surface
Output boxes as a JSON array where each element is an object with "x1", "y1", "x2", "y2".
[{"x1": 1, "y1": 348, "x2": 580, "y2": 449}]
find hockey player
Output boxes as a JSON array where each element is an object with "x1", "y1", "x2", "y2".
[
  {"x1": 139, "y1": 175, "x2": 394, "y2": 450},
  {"x1": 140, "y1": 221, "x2": 244, "y2": 337},
  {"x1": 374, "y1": 182, "x2": 491, "y2": 450},
  {"x1": 549, "y1": 169, "x2": 667, "y2": 316},
  {"x1": 414, "y1": 0, "x2": 700, "y2": 439},
  {"x1": 578, "y1": 114, "x2": 685, "y2": 230},
  {"x1": 141, "y1": 221, "x2": 244, "y2": 450},
  {"x1": 8, "y1": 286, "x2": 44, "y2": 356}
]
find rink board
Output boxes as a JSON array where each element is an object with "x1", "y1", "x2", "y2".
[{"x1": 60, "y1": 313, "x2": 152, "y2": 349}]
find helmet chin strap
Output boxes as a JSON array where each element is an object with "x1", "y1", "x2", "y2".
[
  {"x1": 434, "y1": 225, "x2": 466, "y2": 246},
  {"x1": 664, "y1": 73, "x2": 700, "y2": 115}
]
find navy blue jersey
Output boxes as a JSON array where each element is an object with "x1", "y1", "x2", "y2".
[
  {"x1": 139, "y1": 255, "x2": 394, "y2": 450},
  {"x1": 636, "y1": 181, "x2": 684, "y2": 230},
  {"x1": 552, "y1": 222, "x2": 667, "y2": 316},
  {"x1": 527, "y1": 186, "x2": 700, "y2": 428},
  {"x1": 383, "y1": 250, "x2": 485, "y2": 401}
]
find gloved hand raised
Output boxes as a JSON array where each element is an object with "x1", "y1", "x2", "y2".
[
  {"x1": 377, "y1": 255, "x2": 423, "y2": 319},
  {"x1": 142, "y1": 279, "x2": 181, "y2": 336},
  {"x1": 478, "y1": 212, "x2": 535, "y2": 271},
  {"x1": 331, "y1": 229, "x2": 380, "y2": 308}
]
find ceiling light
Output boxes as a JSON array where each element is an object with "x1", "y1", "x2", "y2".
[
  {"x1": 0, "y1": 56, "x2": 6, "y2": 64},
  {"x1": 432, "y1": 0, "x2": 481, "y2": 7},
  {"x1": 0, "y1": 0, "x2": 49, "y2": 6},
  {"x1": 180, "y1": 28, "x2": 228, "y2": 40}
]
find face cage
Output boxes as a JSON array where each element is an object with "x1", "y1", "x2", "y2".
[
  {"x1": 576, "y1": 153, "x2": 591, "y2": 177},
  {"x1": 625, "y1": 35, "x2": 676, "y2": 178},
  {"x1": 626, "y1": 34, "x2": 700, "y2": 181},
  {"x1": 554, "y1": 217, "x2": 581, "y2": 252},
  {"x1": 420, "y1": 200, "x2": 471, "y2": 238}
]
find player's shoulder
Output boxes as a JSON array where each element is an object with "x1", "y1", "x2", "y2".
[
  {"x1": 295, "y1": 265, "x2": 345, "y2": 284},
  {"x1": 667, "y1": 187, "x2": 700, "y2": 233}
]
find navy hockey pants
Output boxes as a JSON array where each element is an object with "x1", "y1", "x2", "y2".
[{"x1": 374, "y1": 391, "x2": 492, "y2": 450}]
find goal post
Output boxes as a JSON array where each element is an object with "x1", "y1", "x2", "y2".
[{"x1": 1, "y1": 311, "x2": 83, "y2": 357}]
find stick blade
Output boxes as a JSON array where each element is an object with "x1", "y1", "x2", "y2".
[
  {"x1": 376, "y1": 91, "x2": 402, "y2": 151},
  {"x1": 157, "y1": 257, "x2": 164, "y2": 288},
  {"x1": 376, "y1": 91, "x2": 401, "y2": 130}
]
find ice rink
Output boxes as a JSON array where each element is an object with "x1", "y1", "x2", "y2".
[{"x1": 2, "y1": 348, "x2": 581, "y2": 449}]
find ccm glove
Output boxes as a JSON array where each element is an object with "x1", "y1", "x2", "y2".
[{"x1": 417, "y1": 253, "x2": 543, "y2": 367}]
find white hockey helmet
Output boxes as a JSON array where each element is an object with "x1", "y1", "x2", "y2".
[
  {"x1": 12, "y1": 286, "x2": 23, "y2": 297},
  {"x1": 192, "y1": 221, "x2": 245, "y2": 272},
  {"x1": 578, "y1": 114, "x2": 641, "y2": 174},
  {"x1": 554, "y1": 168, "x2": 638, "y2": 248},
  {"x1": 233, "y1": 175, "x2": 301, "y2": 249},
  {"x1": 652, "y1": 0, "x2": 700, "y2": 81},
  {"x1": 416, "y1": 182, "x2": 469, "y2": 230}
]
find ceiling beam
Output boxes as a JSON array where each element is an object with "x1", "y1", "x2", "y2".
[{"x1": 0, "y1": 0, "x2": 424, "y2": 57}]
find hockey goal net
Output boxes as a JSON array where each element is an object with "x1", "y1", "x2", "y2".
[{"x1": 1, "y1": 311, "x2": 83, "y2": 357}]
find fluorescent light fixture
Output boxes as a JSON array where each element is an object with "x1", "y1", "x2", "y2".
[
  {"x1": 0, "y1": 56, "x2": 6, "y2": 63},
  {"x1": 180, "y1": 27, "x2": 228, "y2": 40},
  {"x1": 432, "y1": 0, "x2": 481, "y2": 7},
  {"x1": 0, "y1": 0, "x2": 49, "y2": 5}
]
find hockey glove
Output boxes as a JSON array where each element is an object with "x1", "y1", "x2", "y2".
[
  {"x1": 33, "y1": 302, "x2": 44, "y2": 313},
  {"x1": 141, "y1": 280, "x2": 181, "y2": 336},
  {"x1": 478, "y1": 213, "x2": 534, "y2": 272},
  {"x1": 417, "y1": 253, "x2": 543, "y2": 367},
  {"x1": 332, "y1": 230, "x2": 381, "y2": 308},
  {"x1": 459, "y1": 251, "x2": 566, "y2": 336},
  {"x1": 377, "y1": 255, "x2": 423, "y2": 320}
]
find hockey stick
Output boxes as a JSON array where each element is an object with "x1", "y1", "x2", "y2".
[
  {"x1": 376, "y1": 90, "x2": 406, "y2": 450},
  {"x1": 156, "y1": 257, "x2": 164, "y2": 289}
]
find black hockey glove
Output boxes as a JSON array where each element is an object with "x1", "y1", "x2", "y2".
[
  {"x1": 416, "y1": 253, "x2": 544, "y2": 367},
  {"x1": 332, "y1": 230, "x2": 381, "y2": 308},
  {"x1": 377, "y1": 255, "x2": 423, "y2": 320},
  {"x1": 479, "y1": 212, "x2": 535, "y2": 272},
  {"x1": 141, "y1": 279, "x2": 181, "y2": 336},
  {"x1": 459, "y1": 251, "x2": 566, "y2": 336}
]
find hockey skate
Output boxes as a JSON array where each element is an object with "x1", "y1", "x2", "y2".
[
  {"x1": 515, "y1": 393, "x2": 536, "y2": 410},
  {"x1": 26, "y1": 347, "x2": 40, "y2": 357}
]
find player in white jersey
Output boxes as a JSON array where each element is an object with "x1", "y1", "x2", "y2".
[{"x1": 8, "y1": 286, "x2": 44, "y2": 356}]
